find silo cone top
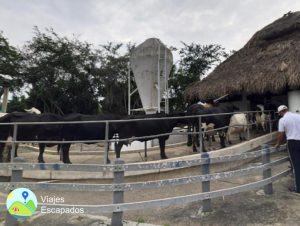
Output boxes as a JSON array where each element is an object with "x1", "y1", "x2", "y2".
[{"x1": 130, "y1": 38, "x2": 173, "y2": 114}]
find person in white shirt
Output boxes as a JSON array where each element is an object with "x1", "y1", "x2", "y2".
[{"x1": 275, "y1": 105, "x2": 300, "y2": 193}]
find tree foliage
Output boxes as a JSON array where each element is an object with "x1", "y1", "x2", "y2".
[
  {"x1": 22, "y1": 27, "x2": 100, "y2": 114},
  {"x1": 169, "y1": 42, "x2": 229, "y2": 111},
  {"x1": 1, "y1": 28, "x2": 229, "y2": 114},
  {"x1": 0, "y1": 32, "x2": 23, "y2": 99}
]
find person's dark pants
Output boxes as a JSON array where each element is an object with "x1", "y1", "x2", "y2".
[{"x1": 288, "y1": 140, "x2": 300, "y2": 193}]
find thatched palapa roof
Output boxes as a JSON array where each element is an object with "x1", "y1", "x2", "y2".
[{"x1": 184, "y1": 11, "x2": 300, "y2": 101}]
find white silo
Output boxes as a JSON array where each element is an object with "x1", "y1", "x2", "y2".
[{"x1": 129, "y1": 38, "x2": 173, "y2": 114}]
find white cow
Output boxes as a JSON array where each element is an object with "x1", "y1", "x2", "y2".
[
  {"x1": 227, "y1": 113, "x2": 248, "y2": 145},
  {"x1": 202, "y1": 122, "x2": 216, "y2": 146},
  {"x1": 255, "y1": 105, "x2": 269, "y2": 132}
]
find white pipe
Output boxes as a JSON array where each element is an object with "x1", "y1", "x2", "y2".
[
  {"x1": 128, "y1": 62, "x2": 131, "y2": 115},
  {"x1": 157, "y1": 44, "x2": 161, "y2": 113},
  {"x1": 164, "y1": 47, "x2": 168, "y2": 114}
]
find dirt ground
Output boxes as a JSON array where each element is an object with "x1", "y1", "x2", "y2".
[{"x1": 1, "y1": 133, "x2": 299, "y2": 226}]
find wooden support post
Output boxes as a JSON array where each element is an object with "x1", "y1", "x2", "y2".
[
  {"x1": 111, "y1": 159, "x2": 125, "y2": 226},
  {"x1": 201, "y1": 152, "x2": 211, "y2": 212},
  {"x1": 262, "y1": 144, "x2": 273, "y2": 194}
]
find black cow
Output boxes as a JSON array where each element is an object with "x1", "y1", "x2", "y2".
[
  {"x1": 0, "y1": 112, "x2": 64, "y2": 163},
  {"x1": 190, "y1": 105, "x2": 238, "y2": 152},
  {"x1": 186, "y1": 102, "x2": 216, "y2": 151},
  {"x1": 60, "y1": 113, "x2": 123, "y2": 164},
  {"x1": 0, "y1": 112, "x2": 123, "y2": 164},
  {"x1": 112, "y1": 113, "x2": 187, "y2": 161}
]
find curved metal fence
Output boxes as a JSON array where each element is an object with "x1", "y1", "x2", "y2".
[{"x1": 0, "y1": 143, "x2": 290, "y2": 226}]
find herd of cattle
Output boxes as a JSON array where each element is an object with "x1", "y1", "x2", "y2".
[{"x1": 0, "y1": 104, "x2": 273, "y2": 164}]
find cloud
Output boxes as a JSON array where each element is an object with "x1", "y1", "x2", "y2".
[{"x1": 0, "y1": 0, "x2": 300, "y2": 59}]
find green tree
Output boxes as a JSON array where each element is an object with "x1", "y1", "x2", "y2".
[
  {"x1": 169, "y1": 42, "x2": 229, "y2": 111},
  {"x1": 96, "y1": 42, "x2": 141, "y2": 114},
  {"x1": 0, "y1": 32, "x2": 23, "y2": 99},
  {"x1": 22, "y1": 27, "x2": 100, "y2": 114}
]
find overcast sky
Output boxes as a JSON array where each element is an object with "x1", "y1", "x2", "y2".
[{"x1": 1, "y1": 0, "x2": 300, "y2": 60}]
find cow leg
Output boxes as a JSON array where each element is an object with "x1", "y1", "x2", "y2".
[
  {"x1": 212, "y1": 135, "x2": 216, "y2": 142},
  {"x1": 239, "y1": 133, "x2": 244, "y2": 141},
  {"x1": 62, "y1": 143, "x2": 72, "y2": 164},
  {"x1": 192, "y1": 135, "x2": 198, "y2": 152},
  {"x1": 7, "y1": 144, "x2": 19, "y2": 162},
  {"x1": 195, "y1": 123, "x2": 200, "y2": 147},
  {"x1": 114, "y1": 142, "x2": 124, "y2": 159},
  {"x1": 0, "y1": 143, "x2": 5, "y2": 162},
  {"x1": 208, "y1": 136, "x2": 212, "y2": 147},
  {"x1": 38, "y1": 143, "x2": 46, "y2": 163},
  {"x1": 227, "y1": 132, "x2": 232, "y2": 145},
  {"x1": 105, "y1": 141, "x2": 111, "y2": 164},
  {"x1": 187, "y1": 123, "x2": 193, "y2": 146},
  {"x1": 219, "y1": 132, "x2": 226, "y2": 148},
  {"x1": 202, "y1": 139, "x2": 207, "y2": 152},
  {"x1": 13, "y1": 144, "x2": 19, "y2": 157},
  {"x1": 159, "y1": 138, "x2": 168, "y2": 159}
]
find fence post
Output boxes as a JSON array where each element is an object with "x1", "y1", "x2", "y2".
[
  {"x1": 269, "y1": 113, "x2": 272, "y2": 133},
  {"x1": 246, "y1": 112, "x2": 250, "y2": 140},
  {"x1": 111, "y1": 159, "x2": 125, "y2": 226},
  {"x1": 10, "y1": 124, "x2": 18, "y2": 162},
  {"x1": 198, "y1": 116, "x2": 203, "y2": 153},
  {"x1": 201, "y1": 152, "x2": 211, "y2": 212},
  {"x1": 262, "y1": 144, "x2": 273, "y2": 195},
  {"x1": 104, "y1": 121, "x2": 109, "y2": 164},
  {"x1": 5, "y1": 157, "x2": 25, "y2": 226}
]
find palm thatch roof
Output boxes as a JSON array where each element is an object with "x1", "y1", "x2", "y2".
[{"x1": 184, "y1": 11, "x2": 300, "y2": 101}]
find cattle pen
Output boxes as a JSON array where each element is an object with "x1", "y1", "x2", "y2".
[{"x1": 0, "y1": 111, "x2": 292, "y2": 226}]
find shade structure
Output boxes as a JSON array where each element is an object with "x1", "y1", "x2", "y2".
[{"x1": 184, "y1": 12, "x2": 300, "y2": 102}]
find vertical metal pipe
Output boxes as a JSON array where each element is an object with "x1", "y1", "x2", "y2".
[
  {"x1": 5, "y1": 157, "x2": 24, "y2": 226},
  {"x1": 157, "y1": 44, "x2": 161, "y2": 113},
  {"x1": 269, "y1": 112, "x2": 272, "y2": 133},
  {"x1": 10, "y1": 124, "x2": 18, "y2": 163},
  {"x1": 262, "y1": 144, "x2": 273, "y2": 194},
  {"x1": 247, "y1": 112, "x2": 250, "y2": 140},
  {"x1": 104, "y1": 121, "x2": 109, "y2": 164},
  {"x1": 111, "y1": 159, "x2": 125, "y2": 226},
  {"x1": 164, "y1": 46, "x2": 168, "y2": 114},
  {"x1": 128, "y1": 62, "x2": 131, "y2": 115},
  {"x1": 198, "y1": 116, "x2": 203, "y2": 153},
  {"x1": 201, "y1": 152, "x2": 211, "y2": 212}
]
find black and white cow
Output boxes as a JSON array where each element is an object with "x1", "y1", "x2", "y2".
[{"x1": 189, "y1": 104, "x2": 239, "y2": 152}]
